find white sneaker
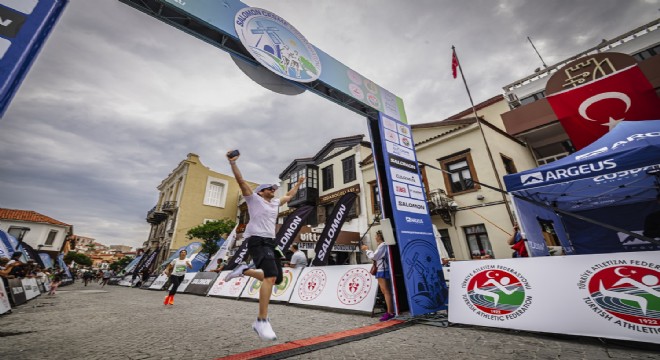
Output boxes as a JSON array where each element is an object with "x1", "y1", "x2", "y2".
[
  {"x1": 225, "y1": 264, "x2": 248, "y2": 281},
  {"x1": 252, "y1": 318, "x2": 277, "y2": 341}
]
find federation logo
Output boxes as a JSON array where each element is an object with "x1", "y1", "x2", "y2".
[
  {"x1": 462, "y1": 266, "x2": 532, "y2": 320},
  {"x1": 579, "y1": 262, "x2": 660, "y2": 331},
  {"x1": 337, "y1": 268, "x2": 373, "y2": 305},
  {"x1": 235, "y1": 8, "x2": 321, "y2": 83},
  {"x1": 298, "y1": 269, "x2": 327, "y2": 301},
  {"x1": 272, "y1": 269, "x2": 294, "y2": 297},
  {"x1": 246, "y1": 278, "x2": 262, "y2": 296}
]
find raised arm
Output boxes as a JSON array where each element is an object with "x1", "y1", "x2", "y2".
[
  {"x1": 227, "y1": 151, "x2": 253, "y2": 197},
  {"x1": 280, "y1": 176, "x2": 305, "y2": 204}
]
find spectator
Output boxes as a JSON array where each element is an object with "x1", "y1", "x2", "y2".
[{"x1": 286, "y1": 244, "x2": 307, "y2": 269}]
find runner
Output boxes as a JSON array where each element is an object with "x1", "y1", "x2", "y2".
[{"x1": 162, "y1": 249, "x2": 192, "y2": 305}]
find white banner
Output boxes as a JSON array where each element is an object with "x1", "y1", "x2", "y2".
[
  {"x1": 118, "y1": 275, "x2": 133, "y2": 287},
  {"x1": 175, "y1": 273, "x2": 197, "y2": 293},
  {"x1": 207, "y1": 270, "x2": 250, "y2": 298},
  {"x1": 240, "y1": 267, "x2": 302, "y2": 302},
  {"x1": 449, "y1": 251, "x2": 660, "y2": 344},
  {"x1": 149, "y1": 274, "x2": 169, "y2": 290},
  {"x1": 21, "y1": 278, "x2": 40, "y2": 300},
  {"x1": 0, "y1": 280, "x2": 11, "y2": 314},
  {"x1": 288, "y1": 264, "x2": 379, "y2": 313}
]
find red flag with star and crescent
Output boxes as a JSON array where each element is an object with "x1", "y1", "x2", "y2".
[
  {"x1": 546, "y1": 65, "x2": 660, "y2": 150},
  {"x1": 451, "y1": 50, "x2": 459, "y2": 79}
]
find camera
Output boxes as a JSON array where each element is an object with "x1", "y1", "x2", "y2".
[{"x1": 228, "y1": 149, "x2": 240, "y2": 158}]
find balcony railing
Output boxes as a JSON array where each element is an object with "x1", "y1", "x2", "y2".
[
  {"x1": 162, "y1": 201, "x2": 178, "y2": 212},
  {"x1": 146, "y1": 205, "x2": 167, "y2": 224},
  {"x1": 427, "y1": 189, "x2": 457, "y2": 225}
]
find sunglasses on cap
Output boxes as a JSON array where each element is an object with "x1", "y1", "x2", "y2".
[{"x1": 262, "y1": 187, "x2": 275, "y2": 192}]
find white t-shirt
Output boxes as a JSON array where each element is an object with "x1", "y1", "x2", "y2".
[
  {"x1": 170, "y1": 258, "x2": 190, "y2": 276},
  {"x1": 290, "y1": 251, "x2": 307, "y2": 268},
  {"x1": 243, "y1": 194, "x2": 280, "y2": 239}
]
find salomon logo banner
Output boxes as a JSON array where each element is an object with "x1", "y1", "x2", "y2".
[
  {"x1": 311, "y1": 192, "x2": 358, "y2": 266},
  {"x1": 276, "y1": 205, "x2": 314, "y2": 252}
]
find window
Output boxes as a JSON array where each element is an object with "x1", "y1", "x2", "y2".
[
  {"x1": 440, "y1": 153, "x2": 479, "y2": 195},
  {"x1": 307, "y1": 167, "x2": 318, "y2": 189},
  {"x1": 322, "y1": 165, "x2": 334, "y2": 190},
  {"x1": 204, "y1": 177, "x2": 228, "y2": 207},
  {"x1": 45, "y1": 230, "x2": 58, "y2": 246},
  {"x1": 501, "y1": 154, "x2": 517, "y2": 174},
  {"x1": 538, "y1": 218, "x2": 561, "y2": 247},
  {"x1": 369, "y1": 181, "x2": 381, "y2": 215},
  {"x1": 438, "y1": 229, "x2": 454, "y2": 258},
  {"x1": 464, "y1": 224, "x2": 493, "y2": 259},
  {"x1": 519, "y1": 90, "x2": 546, "y2": 105},
  {"x1": 342, "y1": 155, "x2": 356, "y2": 183},
  {"x1": 633, "y1": 44, "x2": 659, "y2": 61}
]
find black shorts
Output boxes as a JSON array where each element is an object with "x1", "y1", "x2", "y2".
[{"x1": 247, "y1": 236, "x2": 280, "y2": 279}]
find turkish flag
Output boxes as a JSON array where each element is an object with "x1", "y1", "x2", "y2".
[
  {"x1": 451, "y1": 50, "x2": 459, "y2": 79},
  {"x1": 546, "y1": 65, "x2": 660, "y2": 150}
]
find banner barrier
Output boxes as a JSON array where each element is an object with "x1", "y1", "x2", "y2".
[
  {"x1": 448, "y1": 251, "x2": 660, "y2": 344},
  {"x1": 141, "y1": 275, "x2": 157, "y2": 289},
  {"x1": 289, "y1": 264, "x2": 379, "y2": 313},
  {"x1": 21, "y1": 278, "x2": 40, "y2": 300},
  {"x1": 148, "y1": 274, "x2": 169, "y2": 290},
  {"x1": 175, "y1": 272, "x2": 197, "y2": 293},
  {"x1": 8, "y1": 278, "x2": 26, "y2": 306},
  {"x1": 118, "y1": 275, "x2": 133, "y2": 287},
  {"x1": 0, "y1": 280, "x2": 11, "y2": 314},
  {"x1": 207, "y1": 271, "x2": 250, "y2": 298},
  {"x1": 240, "y1": 267, "x2": 302, "y2": 302},
  {"x1": 185, "y1": 272, "x2": 219, "y2": 296}
]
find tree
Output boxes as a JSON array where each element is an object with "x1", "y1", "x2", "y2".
[
  {"x1": 186, "y1": 218, "x2": 236, "y2": 267},
  {"x1": 64, "y1": 251, "x2": 93, "y2": 267},
  {"x1": 109, "y1": 256, "x2": 133, "y2": 272}
]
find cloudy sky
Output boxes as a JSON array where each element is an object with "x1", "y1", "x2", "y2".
[{"x1": 0, "y1": 0, "x2": 657, "y2": 249}]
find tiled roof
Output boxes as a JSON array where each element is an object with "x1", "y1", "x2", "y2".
[{"x1": 0, "y1": 208, "x2": 70, "y2": 227}]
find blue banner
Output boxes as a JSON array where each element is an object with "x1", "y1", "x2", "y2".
[
  {"x1": 374, "y1": 113, "x2": 446, "y2": 316},
  {"x1": 0, "y1": 229, "x2": 19, "y2": 254},
  {"x1": 0, "y1": 0, "x2": 68, "y2": 117},
  {"x1": 39, "y1": 252, "x2": 53, "y2": 269},
  {"x1": 57, "y1": 253, "x2": 72, "y2": 279}
]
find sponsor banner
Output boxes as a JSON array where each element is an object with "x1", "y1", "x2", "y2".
[
  {"x1": 0, "y1": 229, "x2": 19, "y2": 255},
  {"x1": 175, "y1": 272, "x2": 197, "y2": 293},
  {"x1": 449, "y1": 251, "x2": 660, "y2": 344},
  {"x1": 224, "y1": 238, "x2": 249, "y2": 271},
  {"x1": 8, "y1": 278, "x2": 25, "y2": 306},
  {"x1": 311, "y1": 192, "x2": 358, "y2": 266},
  {"x1": 38, "y1": 252, "x2": 54, "y2": 269},
  {"x1": 207, "y1": 270, "x2": 250, "y2": 298},
  {"x1": 21, "y1": 277, "x2": 40, "y2": 300},
  {"x1": 0, "y1": 0, "x2": 67, "y2": 117},
  {"x1": 375, "y1": 112, "x2": 447, "y2": 316},
  {"x1": 297, "y1": 242, "x2": 357, "y2": 252},
  {"x1": 56, "y1": 254, "x2": 72, "y2": 280},
  {"x1": 159, "y1": 0, "x2": 407, "y2": 121},
  {"x1": 0, "y1": 280, "x2": 11, "y2": 314},
  {"x1": 148, "y1": 274, "x2": 169, "y2": 290},
  {"x1": 276, "y1": 205, "x2": 315, "y2": 252},
  {"x1": 118, "y1": 275, "x2": 133, "y2": 287},
  {"x1": 185, "y1": 272, "x2": 219, "y2": 296},
  {"x1": 240, "y1": 267, "x2": 302, "y2": 302},
  {"x1": 140, "y1": 275, "x2": 157, "y2": 289},
  {"x1": 288, "y1": 265, "x2": 379, "y2": 313}
]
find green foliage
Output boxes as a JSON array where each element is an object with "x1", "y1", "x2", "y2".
[
  {"x1": 109, "y1": 256, "x2": 133, "y2": 272},
  {"x1": 186, "y1": 218, "x2": 236, "y2": 265},
  {"x1": 64, "y1": 251, "x2": 92, "y2": 267}
]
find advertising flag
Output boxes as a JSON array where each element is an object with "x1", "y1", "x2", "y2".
[
  {"x1": 546, "y1": 65, "x2": 660, "y2": 150},
  {"x1": 311, "y1": 192, "x2": 358, "y2": 266},
  {"x1": 223, "y1": 238, "x2": 249, "y2": 271},
  {"x1": 276, "y1": 205, "x2": 314, "y2": 252}
]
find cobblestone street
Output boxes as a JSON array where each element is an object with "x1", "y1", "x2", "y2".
[{"x1": 1, "y1": 282, "x2": 658, "y2": 360}]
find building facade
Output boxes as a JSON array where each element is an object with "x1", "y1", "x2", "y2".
[
  {"x1": 0, "y1": 208, "x2": 73, "y2": 259},
  {"x1": 145, "y1": 153, "x2": 253, "y2": 265}
]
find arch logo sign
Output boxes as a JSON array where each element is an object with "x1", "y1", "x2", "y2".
[
  {"x1": 461, "y1": 265, "x2": 532, "y2": 321},
  {"x1": 235, "y1": 7, "x2": 321, "y2": 83},
  {"x1": 579, "y1": 260, "x2": 660, "y2": 332}
]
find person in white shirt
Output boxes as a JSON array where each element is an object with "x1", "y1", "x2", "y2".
[
  {"x1": 225, "y1": 150, "x2": 304, "y2": 341},
  {"x1": 162, "y1": 249, "x2": 191, "y2": 305},
  {"x1": 287, "y1": 244, "x2": 307, "y2": 269}
]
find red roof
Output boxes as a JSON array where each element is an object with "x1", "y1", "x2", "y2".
[{"x1": 0, "y1": 208, "x2": 70, "y2": 227}]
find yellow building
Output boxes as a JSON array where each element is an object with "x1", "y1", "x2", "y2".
[{"x1": 145, "y1": 153, "x2": 255, "y2": 262}]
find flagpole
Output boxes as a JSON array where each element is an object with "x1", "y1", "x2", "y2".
[{"x1": 451, "y1": 45, "x2": 515, "y2": 226}]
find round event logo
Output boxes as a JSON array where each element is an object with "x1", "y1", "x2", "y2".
[
  {"x1": 247, "y1": 278, "x2": 262, "y2": 296},
  {"x1": 272, "y1": 270, "x2": 293, "y2": 297},
  {"x1": 462, "y1": 266, "x2": 532, "y2": 320},
  {"x1": 579, "y1": 262, "x2": 660, "y2": 331},
  {"x1": 337, "y1": 268, "x2": 373, "y2": 305},
  {"x1": 235, "y1": 8, "x2": 321, "y2": 83},
  {"x1": 298, "y1": 269, "x2": 327, "y2": 301}
]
